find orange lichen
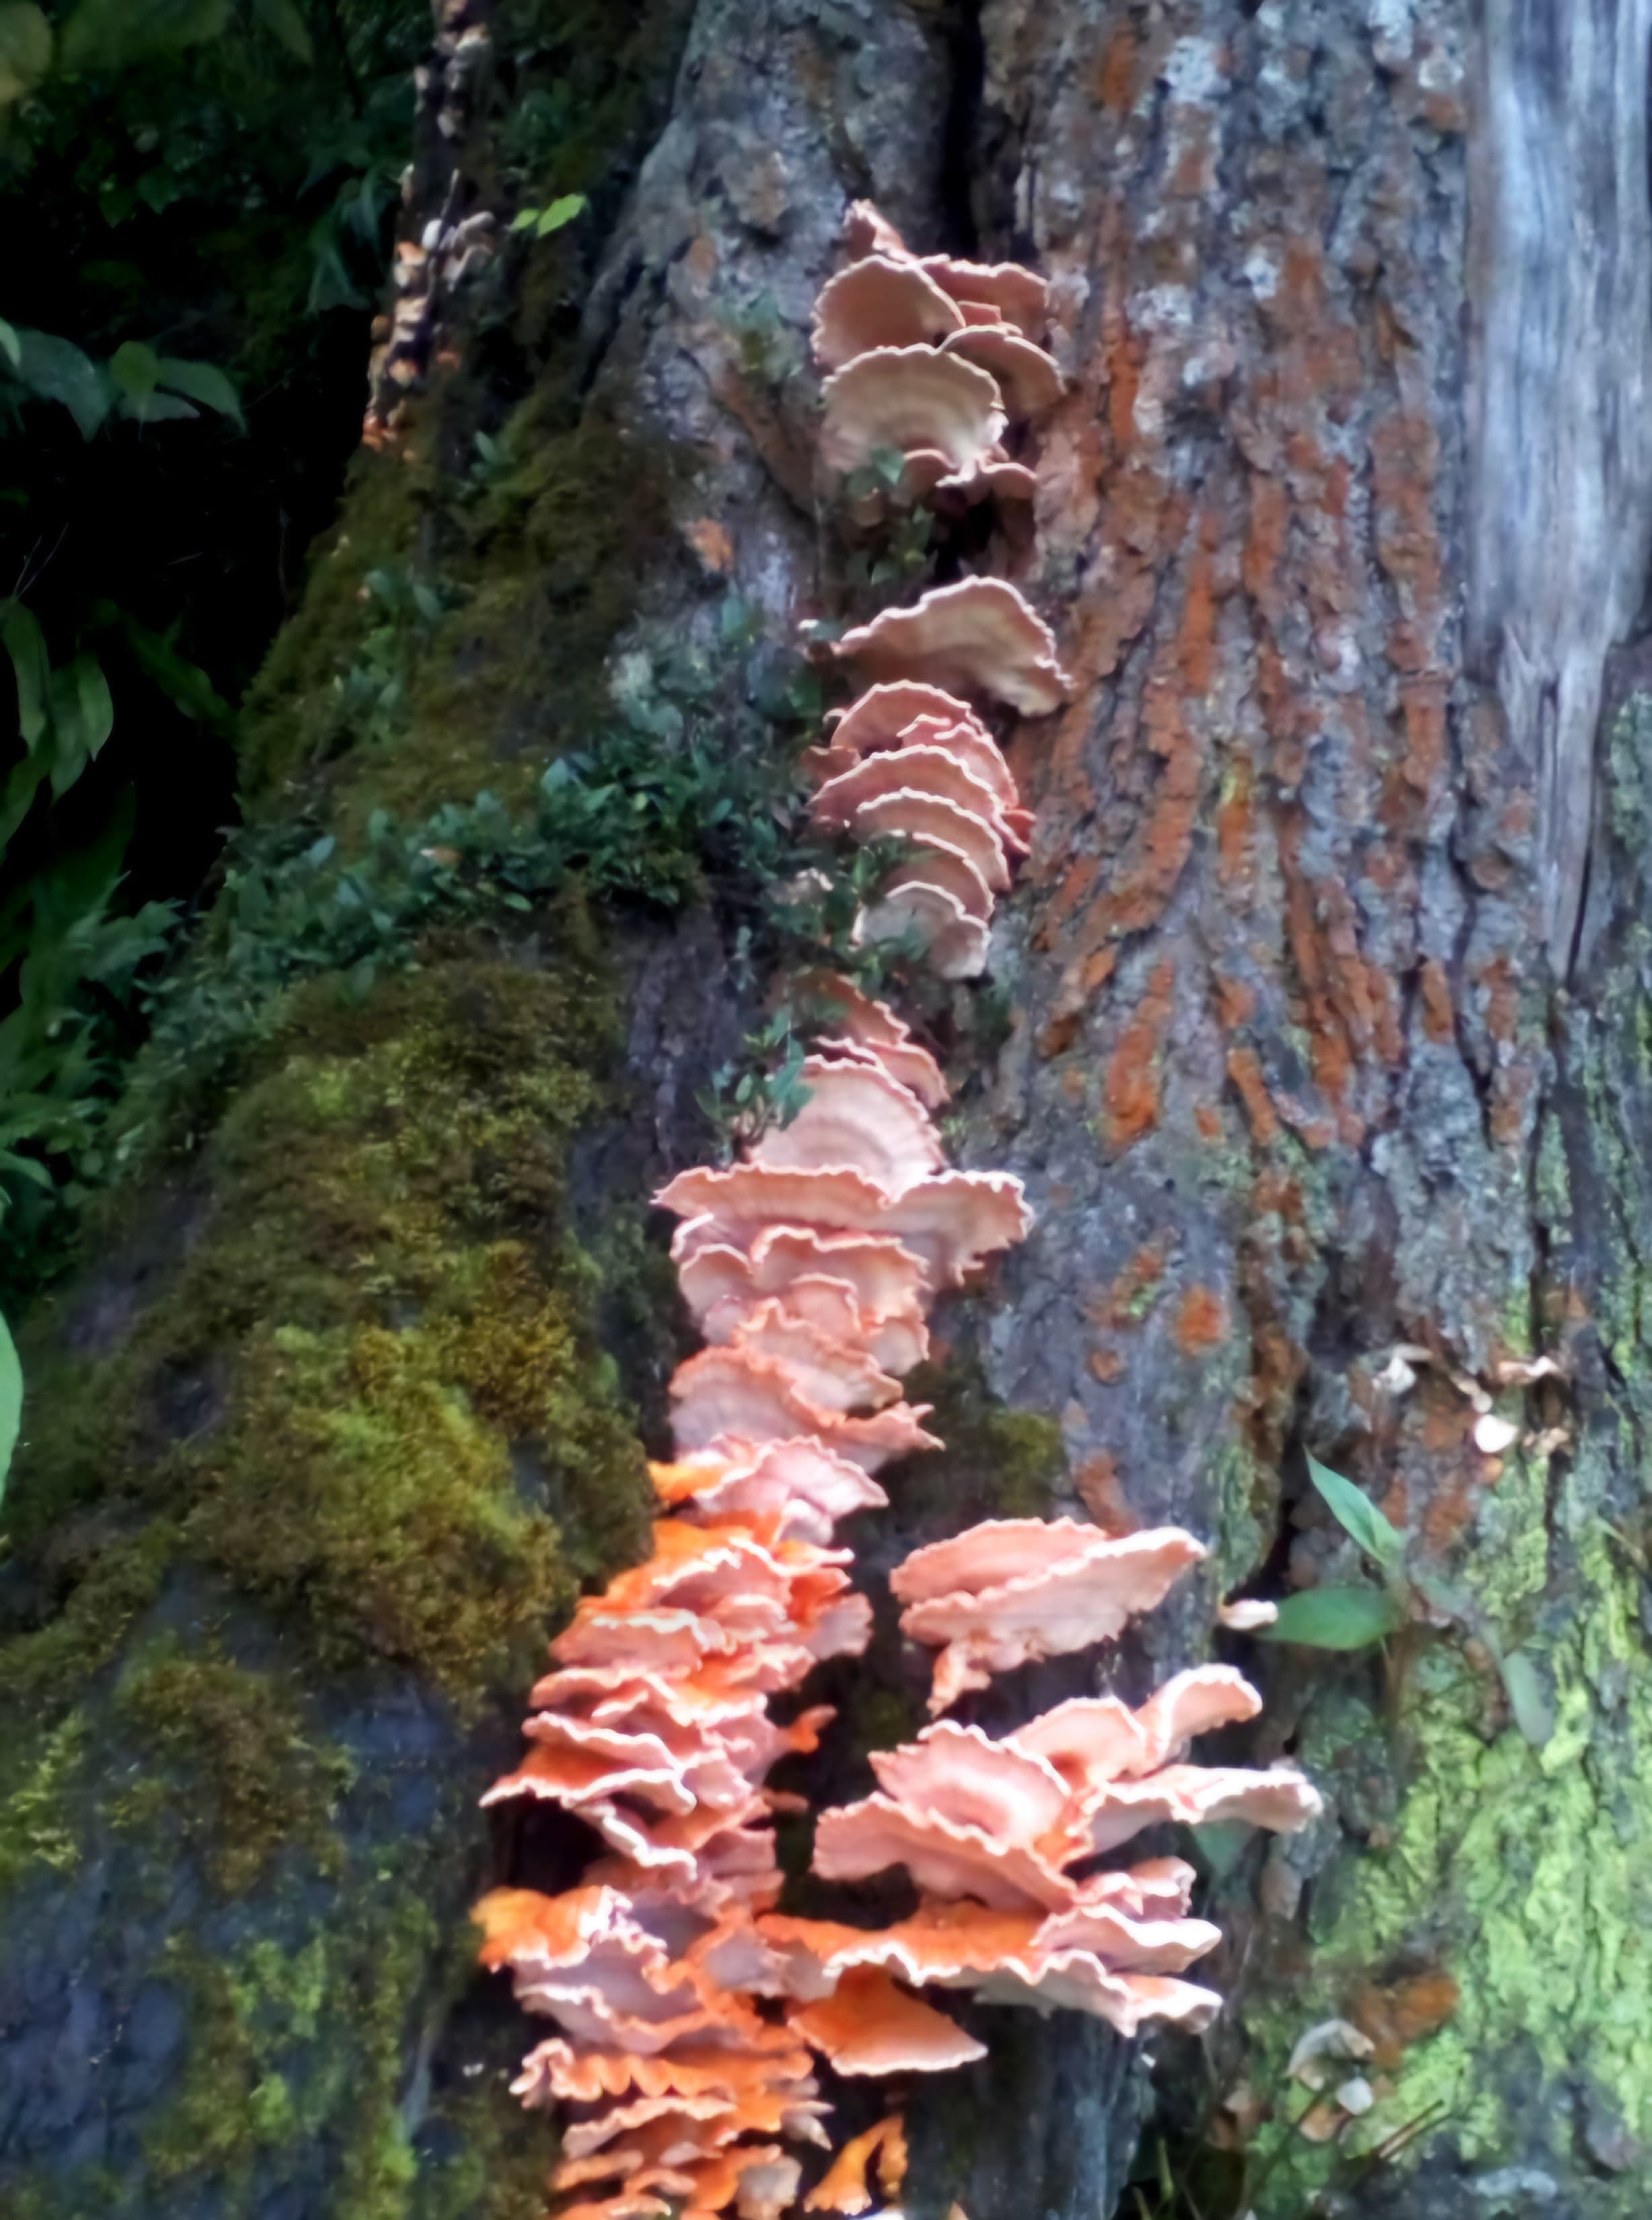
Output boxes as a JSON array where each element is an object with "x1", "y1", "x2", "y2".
[
  {"x1": 1102, "y1": 960, "x2": 1176, "y2": 1154},
  {"x1": 1173, "y1": 1288, "x2": 1228, "y2": 1355},
  {"x1": 1351, "y1": 1970, "x2": 1461, "y2": 2072}
]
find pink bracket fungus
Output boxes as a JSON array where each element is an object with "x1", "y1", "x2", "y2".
[
  {"x1": 474, "y1": 200, "x2": 1319, "y2": 2220},
  {"x1": 891, "y1": 1518, "x2": 1208, "y2": 1710},
  {"x1": 939, "y1": 325, "x2": 1065, "y2": 418},
  {"x1": 842, "y1": 200, "x2": 909, "y2": 260},
  {"x1": 788, "y1": 971, "x2": 950, "y2": 1108},
  {"x1": 811, "y1": 256, "x2": 967, "y2": 369},
  {"x1": 810, "y1": 747, "x2": 1020, "y2": 867},
  {"x1": 854, "y1": 881, "x2": 991, "y2": 982},
  {"x1": 846, "y1": 788, "x2": 1010, "y2": 894},
  {"x1": 881, "y1": 844, "x2": 996, "y2": 926},
  {"x1": 819, "y1": 346, "x2": 1007, "y2": 482},
  {"x1": 749, "y1": 1058, "x2": 946, "y2": 1184},
  {"x1": 883, "y1": 713, "x2": 1018, "y2": 808},
  {"x1": 915, "y1": 255, "x2": 1049, "y2": 337},
  {"x1": 823, "y1": 682, "x2": 979, "y2": 756},
  {"x1": 788, "y1": 1968, "x2": 986, "y2": 2077},
  {"x1": 833, "y1": 579, "x2": 1074, "y2": 716},
  {"x1": 803, "y1": 2112, "x2": 908, "y2": 2215}
]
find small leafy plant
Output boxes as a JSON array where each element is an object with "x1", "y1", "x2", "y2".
[
  {"x1": 511, "y1": 191, "x2": 587, "y2": 241},
  {"x1": 1259, "y1": 1454, "x2": 1409, "y2": 1651},
  {"x1": 1259, "y1": 1452, "x2": 1552, "y2": 1746},
  {"x1": 697, "y1": 1010, "x2": 813, "y2": 1157}
]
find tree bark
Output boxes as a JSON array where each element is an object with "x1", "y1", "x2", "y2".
[{"x1": 5, "y1": 3, "x2": 1652, "y2": 2219}]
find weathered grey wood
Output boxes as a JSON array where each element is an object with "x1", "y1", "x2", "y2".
[{"x1": 1467, "y1": 0, "x2": 1652, "y2": 971}]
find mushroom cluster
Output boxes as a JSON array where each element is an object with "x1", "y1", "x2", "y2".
[
  {"x1": 813, "y1": 203, "x2": 1063, "y2": 522},
  {"x1": 473, "y1": 961, "x2": 1034, "y2": 2217},
  {"x1": 766, "y1": 1655, "x2": 1320, "y2": 2052},
  {"x1": 472, "y1": 206, "x2": 1317, "y2": 2220},
  {"x1": 804, "y1": 204, "x2": 1071, "y2": 980}
]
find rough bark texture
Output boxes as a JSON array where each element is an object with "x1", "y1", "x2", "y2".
[{"x1": 5, "y1": 3, "x2": 1652, "y2": 2219}]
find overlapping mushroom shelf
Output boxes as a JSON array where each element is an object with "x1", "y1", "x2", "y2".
[{"x1": 471, "y1": 202, "x2": 1322, "y2": 2220}]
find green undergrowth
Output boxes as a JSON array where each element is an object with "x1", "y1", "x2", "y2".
[{"x1": 5, "y1": 934, "x2": 654, "y2": 1722}]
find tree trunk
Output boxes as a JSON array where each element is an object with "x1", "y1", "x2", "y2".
[{"x1": 5, "y1": 3, "x2": 1652, "y2": 2218}]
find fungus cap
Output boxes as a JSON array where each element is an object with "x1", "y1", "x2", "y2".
[
  {"x1": 749, "y1": 1056, "x2": 945, "y2": 1185},
  {"x1": 868, "y1": 1720, "x2": 1074, "y2": 1845},
  {"x1": 812, "y1": 747, "x2": 1018, "y2": 862},
  {"x1": 939, "y1": 325, "x2": 1064, "y2": 416},
  {"x1": 804, "y1": 2114, "x2": 909, "y2": 2214},
  {"x1": 820, "y1": 346, "x2": 1006, "y2": 477},
  {"x1": 651, "y1": 1439, "x2": 890, "y2": 1543},
  {"x1": 658, "y1": 1163, "x2": 1032, "y2": 1288},
  {"x1": 891, "y1": 714, "x2": 1017, "y2": 806},
  {"x1": 835, "y1": 579, "x2": 1072, "y2": 715},
  {"x1": 724, "y1": 1301, "x2": 905, "y2": 1413},
  {"x1": 669, "y1": 1344, "x2": 940, "y2": 1471},
  {"x1": 792, "y1": 970, "x2": 950, "y2": 1108},
  {"x1": 825, "y1": 682, "x2": 980, "y2": 756},
  {"x1": 789, "y1": 1966, "x2": 986, "y2": 2076},
  {"x1": 882, "y1": 844, "x2": 996, "y2": 926},
  {"x1": 848, "y1": 788, "x2": 1010, "y2": 893},
  {"x1": 854, "y1": 880, "x2": 991, "y2": 982},
  {"x1": 843, "y1": 200, "x2": 907, "y2": 258},
  {"x1": 811, "y1": 256, "x2": 965, "y2": 369},
  {"x1": 916, "y1": 255, "x2": 1049, "y2": 336},
  {"x1": 812, "y1": 1791, "x2": 1077, "y2": 1913},
  {"x1": 891, "y1": 1521, "x2": 1207, "y2": 1708}
]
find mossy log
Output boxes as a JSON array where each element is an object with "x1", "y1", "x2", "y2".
[{"x1": 7, "y1": 3, "x2": 1652, "y2": 2219}]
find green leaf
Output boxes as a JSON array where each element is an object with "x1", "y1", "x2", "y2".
[
  {"x1": 0, "y1": 317, "x2": 19, "y2": 369},
  {"x1": 0, "y1": 3, "x2": 51, "y2": 107},
  {"x1": 110, "y1": 339, "x2": 161, "y2": 397},
  {"x1": 535, "y1": 193, "x2": 587, "y2": 237},
  {"x1": 251, "y1": 0, "x2": 312, "y2": 61},
  {"x1": 60, "y1": 0, "x2": 229, "y2": 72},
  {"x1": 11, "y1": 329, "x2": 112, "y2": 439},
  {"x1": 46, "y1": 655, "x2": 114, "y2": 791},
  {"x1": 156, "y1": 355, "x2": 244, "y2": 429},
  {"x1": 1259, "y1": 1586, "x2": 1406, "y2": 1652},
  {"x1": 1306, "y1": 1451, "x2": 1406, "y2": 1577},
  {"x1": 2, "y1": 601, "x2": 50, "y2": 747},
  {"x1": 118, "y1": 390, "x2": 199, "y2": 424},
  {"x1": 0, "y1": 1308, "x2": 20, "y2": 1505},
  {"x1": 104, "y1": 607, "x2": 231, "y2": 729},
  {"x1": 135, "y1": 168, "x2": 185, "y2": 214},
  {"x1": 1499, "y1": 1650, "x2": 1555, "y2": 1748}
]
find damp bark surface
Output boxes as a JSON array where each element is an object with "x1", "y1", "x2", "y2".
[{"x1": 5, "y1": 3, "x2": 1652, "y2": 2219}]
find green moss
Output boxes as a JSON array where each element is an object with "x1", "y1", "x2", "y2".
[
  {"x1": 411, "y1": 2066, "x2": 562, "y2": 2220},
  {"x1": 1238, "y1": 1442, "x2": 1652, "y2": 2216},
  {"x1": 143, "y1": 1883, "x2": 441, "y2": 2217},
  {"x1": 0, "y1": 1709, "x2": 89, "y2": 1892},
  {"x1": 5, "y1": 936, "x2": 653, "y2": 1724},
  {"x1": 328, "y1": 404, "x2": 678, "y2": 840},
  {"x1": 889, "y1": 1349, "x2": 1067, "y2": 1524},
  {"x1": 0, "y1": 1518, "x2": 176, "y2": 1717},
  {"x1": 112, "y1": 1637, "x2": 354, "y2": 1894},
  {"x1": 238, "y1": 440, "x2": 439, "y2": 802}
]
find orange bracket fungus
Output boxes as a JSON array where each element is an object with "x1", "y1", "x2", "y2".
[{"x1": 472, "y1": 200, "x2": 1319, "y2": 2219}]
